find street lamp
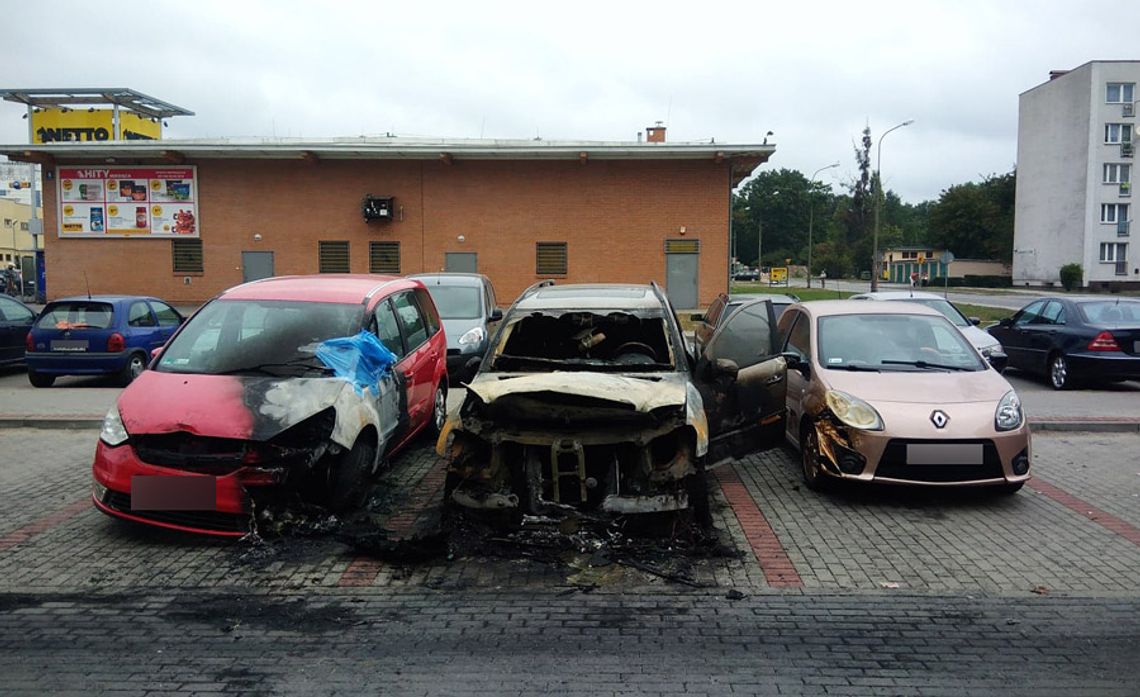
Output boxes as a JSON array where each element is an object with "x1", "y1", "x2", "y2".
[
  {"x1": 871, "y1": 119, "x2": 914, "y2": 291},
  {"x1": 806, "y1": 162, "x2": 839, "y2": 289}
]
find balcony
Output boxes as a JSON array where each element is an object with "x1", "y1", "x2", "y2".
[
  {"x1": 1125, "y1": 102, "x2": 1136, "y2": 118},
  {"x1": 1116, "y1": 260, "x2": 1128, "y2": 276},
  {"x1": 1124, "y1": 142, "x2": 1135, "y2": 158},
  {"x1": 1118, "y1": 219, "x2": 1131, "y2": 236},
  {"x1": 1122, "y1": 182, "x2": 1133, "y2": 197}
]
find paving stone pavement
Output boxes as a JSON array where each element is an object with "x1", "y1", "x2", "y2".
[{"x1": 0, "y1": 590, "x2": 1136, "y2": 696}]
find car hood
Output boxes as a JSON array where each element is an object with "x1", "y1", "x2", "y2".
[
  {"x1": 820, "y1": 367, "x2": 1011, "y2": 405},
  {"x1": 441, "y1": 317, "x2": 484, "y2": 350},
  {"x1": 466, "y1": 371, "x2": 688, "y2": 413},
  {"x1": 962, "y1": 325, "x2": 1000, "y2": 350},
  {"x1": 118, "y1": 371, "x2": 352, "y2": 441}
]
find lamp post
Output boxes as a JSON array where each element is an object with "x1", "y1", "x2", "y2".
[
  {"x1": 806, "y1": 162, "x2": 839, "y2": 289},
  {"x1": 871, "y1": 119, "x2": 914, "y2": 291}
]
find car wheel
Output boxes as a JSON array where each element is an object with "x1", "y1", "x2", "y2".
[
  {"x1": 683, "y1": 469, "x2": 711, "y2": 528},
  {"x1": 28, "y1": 370, "x2": 55, "y2": 388},
  {"x1": 800, "y1": 422, "x2": 830, "y2": 492},
  {"x1": 1048, "y1": 353, "x2": 1073, "y2": 390},
  {"x1": 118, "y1": 352, "x2": 147, "y2": 387},
  {"x1": 326, "y1": 437, "x2": 378, "y2": 514},
  {"x1": 427, "y1": 382, "x2": 447, "y2": 439}
]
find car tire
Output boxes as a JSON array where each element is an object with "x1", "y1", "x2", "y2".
[
  {"x1": 683, "y1": 469, "x2": 712, "y2": 528},
  {"x1": 1048, "y1": 353, "x2": 1074, "y2": 391},
  {"x1": 426, "y1": 381, "x2": 447, "y2": 440},
  {"x1": 800, "y1": 421, "x2": 830, "y2": 492},
  {"x1": 326, "y1": 436, "x2": 377, "y2": 514},
  {"x1": 27, "y1": 370, "x2": 55, "y2": 388},
  {"x1": 118, "y1": 352, "x2": 147, "y2": 387}
]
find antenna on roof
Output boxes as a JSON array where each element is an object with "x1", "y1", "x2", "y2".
[{"x1": 83, "y1": 270, "x2": 92, "y2": 300}]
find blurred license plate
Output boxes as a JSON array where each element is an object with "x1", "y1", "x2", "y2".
[
  {"x1": 131, "y1": 475, "x2": 216, "y2": 511},
  {"x1": 906, "y1": 444, "x2": 983, "y2": 465},
  {"x1": 1134, "y1": 340, "x2": 1139, "y2": 352},
  {"x1": 50, "y1": 340, "x2": 88, "y2": 352}
]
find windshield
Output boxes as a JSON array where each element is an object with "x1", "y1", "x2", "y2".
[
  {"x1": 818, "y1": 313, "x2": 984, "y2": 372},
  {"x1": 424, "y1": 285, "x2": 482, "y2": 319},
  {"x1": 35, "y1": 301, "x2": 115, "y2": 330},
  {"x1": 892, "y1": 298, "x2": 969, "y2": 327},
  {"x1": 490, "y1": 311, "x2": 675, "y2": 372},
  {"x1": 1078, "y1": 300, "x2": 1140, "y2": 323},
  {"x1": 155, "y1": 299, "x2": 363, "y2": 376}
]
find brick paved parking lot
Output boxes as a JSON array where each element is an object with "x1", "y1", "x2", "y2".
[{"x1": 1, "y1": 427, "x2": 1138, "y2": 694}]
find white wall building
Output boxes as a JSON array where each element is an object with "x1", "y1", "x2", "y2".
[{"x1": 1014, "y1": 61, "x2": 1137, "y2": 289}]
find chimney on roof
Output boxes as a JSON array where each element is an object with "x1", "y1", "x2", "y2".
[
  {"x1": 646, "y1": 122, "x2": 666, "y2": 143},
  {"x1": 1049, "y1": 70, "x2": 1070, "y2": 80}
]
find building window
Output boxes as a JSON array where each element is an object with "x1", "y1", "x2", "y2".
[
  {"x1": 19, "y1": 222, "x2": 28, "y2": 231},
  {"x1": 171, "y1": 239, "x2": 204, "y2": 273},
  {"x1": 1099, "y1": 242, "x2": 1127, "y2": 262},
  {"x1": 535, "y1": 242, "x2": 568, "y2": 275},
  {"x1": 1101, "y1": 203, "x2": 1130, "y2": 223},
  {"x1": 369, "y1": 241, "x2": 400, "y2": 274},
  {"x1": 1104, "y1": 163, "x2": 1132, "y2": 183},
  {"x1": 1107, "y1": 82, "x2": 1135, "y2": 104},
  {"x1": 318, "y1": 241, "x2": 350, "y2": 273},
  {"x1": 1105, "y1": 123, "x2": 1134, "y2": 144}
]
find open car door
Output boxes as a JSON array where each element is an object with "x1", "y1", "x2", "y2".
[{"x1": 692, "y1": 298, "x2": 787, "y2": 468}]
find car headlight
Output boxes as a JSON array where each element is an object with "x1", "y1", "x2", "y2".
[
  {"x1": 995, "y1": 390, "x2": 1023, "y2": 432},
  {"x1": 100, "y1": 405, "x2": 129, "y2": 446},
  {"x1": 825, "y1": 390, "x2": 884, "y2": 431},
  {"x1": 979, "y1": 342, "x2": 1001, "y2": 358},
  {"x1": 458, "y1": 326, "x2": 486, "y2": 346}
]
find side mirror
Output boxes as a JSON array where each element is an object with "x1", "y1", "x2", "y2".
[
  {"x1": 969, "y1": 317, "x2": 981, "y2": 326},
  {"x1": 998, "y1": 317, "x2": 1013, "y2": 328},
  {"x1": 489, "y1": 309, "x2": 503, "y2": 322},
  {"x1": 690, "y1": 313, "x2": 704, "y2": 322},
  {"x1": 780, "y1": 351, "x2": 810, "y2": 377},
  {"x1": 712, "y1": 358, "x2": 739, "y2": 380},
  {"x1": 987, "y1": 350, "x2": 1008, "y2": 373}
]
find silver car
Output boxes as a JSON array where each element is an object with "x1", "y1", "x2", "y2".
[{"x1": 848, "y1": 290, "x2": 1003, "y2": 358}]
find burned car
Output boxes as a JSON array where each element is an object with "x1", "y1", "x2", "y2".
[
  {"x1": 437, "y1": 282, "x2": 788, "y2": 520},
  {"x1": 91, "y1": 275, "x2": 449, "y2": 536}
]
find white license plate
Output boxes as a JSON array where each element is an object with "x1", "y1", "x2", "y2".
[
  {"x1": 131, "y1": 475, "x2": 217, "y2": 511},
  {"x1": 50, "y1": 340, "x2": 88, "y2": 352},
  {"x1": 906, "y1": 443, "x2": 983, "y2": 465},
  {"x1": 1134, "y1": 340, "x2": 1139, "y2": 353}
]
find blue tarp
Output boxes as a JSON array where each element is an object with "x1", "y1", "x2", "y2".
[{"x1": 316, "y1": 331, "x2": 398, "y2": 394}]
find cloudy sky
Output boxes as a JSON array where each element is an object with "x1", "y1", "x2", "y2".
[{"x1": 2, "y1": 0, "x2": 1136, "y2": 202}]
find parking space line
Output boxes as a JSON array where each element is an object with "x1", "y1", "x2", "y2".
[
  {"x1": 0, "y1": 497, "x2": 90, "y2": 552},
  {"x1": 713, "y1": 466, "x2": 803, "y2": 588},
  {"x1": 1030, "y1": 478, "x2": 1140, "y2": 547},
  {"x1": 336, "y1": 458, "x2": 448, "y2": 587}
]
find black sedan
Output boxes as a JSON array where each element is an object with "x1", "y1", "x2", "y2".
[
  {"x1": 0, "y1": 294, "x2": 36, "y2": 368},
  {"x1": 987, "y1": 297, "x2": 1140, "y2": 389}
]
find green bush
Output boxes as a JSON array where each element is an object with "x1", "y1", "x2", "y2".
[{"x1": 1059, "y1": 263, "x2": 1082, "y2": 291}]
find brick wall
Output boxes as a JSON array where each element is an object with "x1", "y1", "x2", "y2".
[{"x1": 42, "y1": 157, "x2": 732, "y2": 308}]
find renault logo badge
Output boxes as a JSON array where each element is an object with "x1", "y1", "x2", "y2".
[{"x1": 930, "y1": 410, "x2": 949, "y2": 429}]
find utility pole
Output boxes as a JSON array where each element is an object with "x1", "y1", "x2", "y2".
[
  {"x1": 807, "y1": 162, "x2": 840, "y2": 289},
  {"x1": 871, "y1": 119, "x2": 914, "y2": 291}
]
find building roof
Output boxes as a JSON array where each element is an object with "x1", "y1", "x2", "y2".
[
  {"x1": 0, "y1": 88, "x2": 194, "y2": 118},
  {"x1": 0, "y1": 136, "x2": 775, "y2": 187}
]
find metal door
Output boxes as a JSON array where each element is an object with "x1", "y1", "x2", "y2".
[
  {"x1": 241, "y1": 252, "x2": 275, "y2": 283},
  {"x1": 665, "y1": 252, "x2": 699, "y2": 310},
  {"x1": 445, "y1": 252, "x2": 477, "y2": 273}
]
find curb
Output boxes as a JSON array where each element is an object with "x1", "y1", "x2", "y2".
[
  {"x1": 1028, "y1": 419, "x2": 1140, "y2": 433},
  {"x1": 0, "y1": 417, "x2": 103, "y2": 430}
]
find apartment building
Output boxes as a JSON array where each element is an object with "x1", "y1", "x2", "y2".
[{"x1": 1014, "y1": 61, "x2": 1137, "y2": 289}]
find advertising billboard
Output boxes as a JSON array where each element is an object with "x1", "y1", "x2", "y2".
[
  {"x1": 33, "y1": 108, "x2": 160, "y2": 143},
  {"x1": 56, "y1": 166, "x2": 198, "y2": 238}
]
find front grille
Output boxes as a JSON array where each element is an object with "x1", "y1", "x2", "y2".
[
  {"x1": 875, "y1": 439, "x2": 1003, "y2": 483},
  {"x1": 102, "y1": 490, "x2": 249, "y2": 534},
  {"x1": 133, "y1": 434, "x2": 248, "y2": 475}
]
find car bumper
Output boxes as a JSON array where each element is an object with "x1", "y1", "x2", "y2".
[
  {"x1": 26, "y1": 351, "x2": 131, "y2": 375},
  {"x1": 1065, "y1": 352, "x2": 1140, "y2": 382},
  {"x1": 814, "y1": 420, "x2": 1032, "y2": 487},
  {"x1": 91, "y1": 439, "x2": 287, "y2": 537}
]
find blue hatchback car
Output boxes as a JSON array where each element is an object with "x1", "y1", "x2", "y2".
[{"x1": 26, "y1": 295, "x2": 184, "y2": 387}]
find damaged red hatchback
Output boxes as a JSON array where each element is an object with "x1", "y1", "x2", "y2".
[{"x1": 92, "y1": 275, "x2": 448, "y2": 536}]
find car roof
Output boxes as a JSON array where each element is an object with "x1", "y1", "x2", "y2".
[
  {"x1": 219, "y1": 274, "x2": 412, "y2": 304},
  {"x1": 51, "y1": 295, "x2": 160, "y2": 304},
  {"x1": 794, "y1": 299, "x2": 944, "y2": 317},
  {"x1": 409, "y1": 272, "x2": 489, "y2": 288},
  {"x1": 848, "y1": 291, "x2": 946, "y2": 301},
  {"x1": 517, "y1": 283, "x2": 665, "y2": 311},
  {"x1": 727, "y1": 293, "x2": 798, "y2": 304}
]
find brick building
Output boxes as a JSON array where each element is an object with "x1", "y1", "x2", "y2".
[{"x1": 0, "y1": 133, "x2": 773, "y2": 307}]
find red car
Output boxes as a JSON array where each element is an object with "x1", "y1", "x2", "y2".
[{"x1": 92, "y1": 275, "x2": 448, "y2": 536}]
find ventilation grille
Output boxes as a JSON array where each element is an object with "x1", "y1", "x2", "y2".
[
  {"x1": 536, "y1": 242, "x2": 568, "y2": 275},
  {"x1": 665, "y1": 239, "x2": 700, "y2": 254},
  {"x1": 319, "y1": 241, "x2": 350, "y2": 273},
  {"x1": 369, "y1": 241, "x2": 400, "y2": 274},
  {"x1": 172, "y1": 239, "x2": 203, "y2": 273}
]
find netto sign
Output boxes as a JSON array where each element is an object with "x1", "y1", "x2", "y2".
[{"x1": 31, "y1": 108, "x2": 160, "y2": 143}]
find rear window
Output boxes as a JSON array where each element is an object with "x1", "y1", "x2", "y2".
[
  {"x1": 424, "y1": 285, "x2": 482, "y2": 320},
  {"x1": 1079, "y1": 301, "x2": 1140, "y2": 323},
  {"x1": 35, "y1": 302, "x2": 114, "y2": 330}
]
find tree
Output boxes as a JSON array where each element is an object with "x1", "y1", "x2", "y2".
[
  {"x1": 927, "y1": 171, "x2": 1015, "y2": 260},
  {"x1": 732, "y1": 169, "x2": 823, "y2": 266}
]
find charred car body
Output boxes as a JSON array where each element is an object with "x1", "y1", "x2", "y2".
[
  {"x1": 92, "y1": 275, "x2": 449, "y2": 536},
  {"x1": 438, "y1": 282, "x2": 788, "y2": 520}
]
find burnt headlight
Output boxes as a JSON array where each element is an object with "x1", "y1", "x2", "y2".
[
  {"x1": 995, "y1": 390, "x2": 1023, "y2": 432},
  {"x1": 825, "y1": 390, "x2": 884, "y2": 431},
  {"x1": 100, "y1": 405, "x2": 129, "y2": 447}
]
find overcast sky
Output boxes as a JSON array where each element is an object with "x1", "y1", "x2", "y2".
[{"x1": 2, "y1": 0, "x2": 1137, "y2": 203}]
